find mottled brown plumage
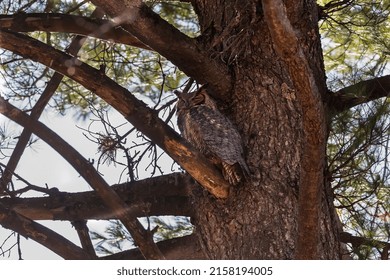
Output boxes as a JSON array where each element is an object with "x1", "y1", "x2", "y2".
[{"x1": 175, "y1": 87, "x2": 249, "y2": 185}]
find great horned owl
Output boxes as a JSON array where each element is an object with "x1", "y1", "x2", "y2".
[{"x1": 175, "y1": 87, "x2": 249, "y2": 185}]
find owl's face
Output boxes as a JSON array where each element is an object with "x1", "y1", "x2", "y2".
[
  {"x1": 175, "y1": 88, "x2": 218, "y2": 115},
  {"x1": 176, "y1": 90, "x2": 206, "y2": 111}
]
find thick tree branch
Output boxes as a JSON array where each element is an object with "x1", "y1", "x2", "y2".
[
  {"x1": 0, "y1": 13, "x2": 150, "y2": 49},
  {"x1": 340, "y1": 231, "x2": 390, "y2": 248},
  {"x1": 1, "y1": 173, "x2": 193, "y2": 221},
  {"x1": 0, "y1": 98, "x2": 164, "y2": 259},
  {"x1": 262, "y1": 0, "x2": 327, "y2": 259},
  {"x1": 102, "y1": 235, "x2": 205, "y2": 260},
  {"x1": 329, "y1": 75, "x2": 390, "y2": 114},
  {"x1": 340, "y1": 231, "x2": 390, "y2": 259},
  {"x1": 0, "y1": 29, "x2": 231, "y2": 199},
  {"x1": 89, "y1": 0, "x2": 232, "y2": 98},
  {"x1": 0, "y1": 204, "x2": 90, "y2": 259}
]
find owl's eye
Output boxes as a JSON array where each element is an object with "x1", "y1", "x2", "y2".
[{"x1": 177, "y1": 99, "x2": 186, "y2": 110}]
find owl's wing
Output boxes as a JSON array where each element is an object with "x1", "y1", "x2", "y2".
[{"x1": 188, "y1": 105, "x2": 245, "y2": 167}]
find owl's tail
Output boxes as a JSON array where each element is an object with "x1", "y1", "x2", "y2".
[{"x1": 222, "y1": 162, "x2": 250, "y2": 186}]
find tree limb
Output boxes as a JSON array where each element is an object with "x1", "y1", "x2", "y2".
[
  {"x1": 0, "y1": 13, "x2": 150, "y2": 49},
  {"x1": 340, "y1": 231, "x2": 390, "y2": 259},
  {"x1": 340, "y1": 231, "x2": 390, "y2": 248},
  {"x1": 72, "y1": 220, "x2": 98, "y2": 259},
  {"x1": 0, "y1": 98, "x2": 164, "y2": 259},
  {"x1": 101, "y1": 235, "x2": 205, "y2": 260},
  {"x1": 89, "y1": 0, "x2": 232, "y2": 98},
  {"x1": 329, "y1": 75, "x2": 390, "y2": 115},
  {"x1": 262, "y1": 0, "x2": 327, "y2": 259},
  {"x1": 1, "y1": 173, "x2": 193, "y2": 221},
  {"x1": 0, "y1": 204, "x2": 90, "y2": 259},
  {"x1": 0, "y1": 29, "x2": 231, "y2": 199}
]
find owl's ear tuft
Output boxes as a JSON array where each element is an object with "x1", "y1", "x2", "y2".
[{"x1": 190, "y1": 89, "x2": 206, "y2": 105}]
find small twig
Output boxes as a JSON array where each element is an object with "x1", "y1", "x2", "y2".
[
  {"x1": 153, "y1": 56, "x2": 167, "y2": 110},
  {"x1": 0, "y1": 232, "x2": 17, "y2": 258},
  {"x1": 17, "y1": 233, "x2": 22, "y2": 260},
  {"x1": 0, "y1": 162, "x2": 53, "y2": 197}
]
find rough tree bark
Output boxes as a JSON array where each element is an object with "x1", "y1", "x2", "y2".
[{"x1": 187, "y1": 0, "x2": 340, "y2": 259}]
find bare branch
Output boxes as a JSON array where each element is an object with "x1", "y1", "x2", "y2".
[
  {"x1": 1, "y1": 173, "x2": 193, "y2": 221},
  {"x1": 0, "y1": 29, "x2": 231, "y2": 199},
  {"x1": 340, "y1": 231, "x2": 390, "y2": 252},
  {"x1": 0, "y1": 13, "x2": 150, "y2": 49},
  {"x1": 72, "y1": 220, "x2": 97, "y2": 259},
  {"x1": 90, "y1": 0, "x2": 232, "y2": 98},
  {"x1": 0, "y1": 204, "x2": 90, "y2": 259},
  {"x1": 262, "y1": 0, "x2": 327, "y2": 259},
  {"x1": 1, "y1": 10, "x2": 100, "y2": 192},
  {"x1": 329, "y1": 75, "x2": 390, "y2": 114},
  {"x1": 0, "y1": 98, "x2": 164, "y2": 259}
]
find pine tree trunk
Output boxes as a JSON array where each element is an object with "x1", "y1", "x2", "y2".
[{"x1": 190, "y1": 0, "x2": 341, "y2": 259}]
